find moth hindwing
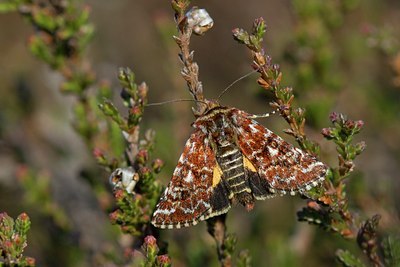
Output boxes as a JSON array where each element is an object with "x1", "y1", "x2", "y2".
[{"x1": 151, "y1": 105, "x2": 327, "y2": 229}]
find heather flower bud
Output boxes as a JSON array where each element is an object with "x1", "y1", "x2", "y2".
[
  {"x1": 152, "y1": 159, "x2": 164, "y2": 173},
  {"x1": 345, "y1": 120, "x2": 355, "y2": 130},
  {"x1": 294, "y1": 107, "x2": 305, "y2": 118},
  {"x1": 138, "y1": 82, "x2": 148, "y2": 101},
  {"x1": 113, "y1": 189, "x2": 125, "y2": 201},
  {"x1": 139, "y1": 167, "x2": 152, "y2": 180},
  {"x1": 13, "y1": 212, "x2": 30, "y2": 248},
  {"x1": 18, "y1": 213, "x2": 29, "y2": 222},
  {"x1": 136, "y1": 149, "x2": 149, "y2": 165},
  {"x1": 355, "y1": 141, "x2": 366, "y2": 155},
  {"x1": 109, "y1": 210, "x2": 122, "y2": 223},
  {"x1": 355, "y1": 120, "x2": 364, "y2": 129},
  {"x1": 131, "y1": 105, "x2": 142, "y2": 114},
  {"x1": 272, "y1": 64, "x2": 280, "y2": 73},
  {"x1": 157, "y1": 254, "x2": 172, "y2": 266},
  {"x1": 321, "y1": 127, "x2": 334, "y2": 139},
  {"x1": 13, "y1": 234, "x2": 22, "y2": 245},
  {"x1": 26, "y1": 257, "x2": 36, "y2": 266},
  {"x1": 0, "y1": 213, "x2": 5, "y2": 222},
  {"x1": 4, "y1": 240, "x2": 13, "y2": 249},
  {"x1": 329, "y1": 112, "x2": 339, "y2": 123},
  {"x1": 143, "y1": 235, "x2": 159, "y2": 258},
  {"x1": 144, "y1": 235, "x2": 157, "y2": 247},
  {"x1": 93, "y1": 148, "x2": 108, "y2": 166},
  {"x1": 283, "y1": 87, "x2": 293, "y2": 95},
  {"x1": 253, "y1": 17, "x2": 266, "y2": 37},
  {"x1": 129, "y1": 106, "x2": 142, "y2": 125}
]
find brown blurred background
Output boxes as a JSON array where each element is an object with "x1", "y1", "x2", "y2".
[{"x1": 0, "y1": 0, "x2": 399, "y2": 266}]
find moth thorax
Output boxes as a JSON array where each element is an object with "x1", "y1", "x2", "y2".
[{"x1": 213, "y1": 126, "x2": 235, "y2": 146}]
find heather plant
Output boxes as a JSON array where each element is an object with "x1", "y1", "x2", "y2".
[
  {"x1": 0, "y1": 0, "x2": 399, "y2": 267},
  {"x1": 0, "y1": 213, "x2": 34, "y2": 266}
]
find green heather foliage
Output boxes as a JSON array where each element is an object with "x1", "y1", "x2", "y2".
[
  {"x1": 0, "y1": 0, "x2": 399, "y2": 266},
  {"x1": 0, "y1": 213, "x2": 35, "y2": 266}
]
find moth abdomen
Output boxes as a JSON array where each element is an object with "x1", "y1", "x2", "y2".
[{"x1": 215, "y1": 142, "x2": 254, "y2": 205}]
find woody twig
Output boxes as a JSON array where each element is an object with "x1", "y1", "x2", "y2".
[
  {"x1": 171, "y1": 0, "x2": 211, "y2": 115},
  {"x1": 233, "y1": 18, "x2": 320, "y2": 156}
]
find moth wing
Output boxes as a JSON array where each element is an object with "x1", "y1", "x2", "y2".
[
  {"x1": 230, "y1": 109, "x2": 327, "y2": 197},
  {"x1": 151, "y1": 130, "x2": 230, "y2": 229}
]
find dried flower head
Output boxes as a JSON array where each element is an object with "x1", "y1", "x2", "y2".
[
  {"x1": 109, "y1": 167, "x2": 139, "y2": 194},
  {"x1": 186, "y1": 7, "x2": 213, "y2": 35}
]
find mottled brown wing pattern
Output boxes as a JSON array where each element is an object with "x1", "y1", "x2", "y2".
[
  {"x1": 151, "y1": 130, "x2": 218, "y2": 229},
  {"x1": 230, "y1": 109, "x2": 327, "y2": 196}
]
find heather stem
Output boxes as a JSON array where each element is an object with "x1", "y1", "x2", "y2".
[
  {"x1": 207, "y1": 214, "x2": 232, "y2": 267},
  {"x1": 172, "y1": 0, "x2": 207, "y2": 115}
]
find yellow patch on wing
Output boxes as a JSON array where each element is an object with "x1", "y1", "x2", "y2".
[
  {"x1": 212, "y1": 164, "x2": 223, "y2": 187},
  {"x1": 243, "y1": 156, "x2": 257, "y2": 172}
]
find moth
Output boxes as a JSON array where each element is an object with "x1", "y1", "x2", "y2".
[{"x1": 151, "y1": 101, "x2": 327, "y2": 229}]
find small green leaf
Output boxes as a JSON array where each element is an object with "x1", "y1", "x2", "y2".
[
  {"x1": 224, "y1": 233, "x2": 237, "y2": 255},
  {"x1": 15, "y1": 213, "x2": 31, "y2": 236},
  {"x1": 0, "y1": 213, "x2": 14, "y2": 240},
  {"x1": 75, "y1": 6, "x2": 91, "y2": 27},
  {"x1": 32, "y1": 9, "x2": 58, "y2": 31},
  {"x1": 336, "y1": 249, "x2": 366, "y2": 267},
  {"x1": 252, "y1": 17, "x2": 266, "y2": 40},
  {"x1": 61, "y1": 79, "x2": 83, "y2": 94},
  {"x1": 237, "y1": 250, "x2": 252, "y2": 267},
  {"x1": 29, "y1": 35, "x2": 55, "y2": 66},
  {"x1": 382, "y1": 235, "x2": 400, "y2": 266},
  {"x1": 118, "y1": 68, "x2": 137, "y2": 91},
  {"x1": 232, "y1": 28, "x2": 250, "y2": 45},
  {"x1": 98, "y1": 99, "x2": 126, "y2": 127}
]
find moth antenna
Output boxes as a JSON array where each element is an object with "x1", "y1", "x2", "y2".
[
  {"x1": 146, "y1": 99, "x2": 208, "y2": 107},
  {"x1": 248, "y1": 108, "x2": 280, "y2": 119},
  {"x1": 217, "y1": 68, "x2": 259, "y2": 100}
]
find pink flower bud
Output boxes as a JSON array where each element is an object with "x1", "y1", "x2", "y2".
[
  {"x1": 26, "y1": 257, "x2": 36, "y2": 266},
  {"x1": 139, "y1": 167, "x2": 152, "y2": 179},
  {"x1": 321, "y1": 128, "x2": 333, "y2": 138},
  {"x1": 92, "y1": 148, "x2": 104, "y2": 158},
  {"x1": 329, "y1": 112, "x2": 339, "y2": 123},
  {"x1": 109, "y1": 210, "x2": 121, "y2": 223},
  {"x1": 18, "y1": 213, "x2": 29, "y2": 222},
  {"x1": 157, "y1": 254, "x2": 171, "y2": 264},
  {"x1": 114, "y1": 189, "x2": 125, "y2": 200},
  {"x1": 144, "y1": 235, "x2": 157, "y2": 247},
  {"x1": 136, "y1": 149, "x2": 149, "y2": 165},
  {"x1": 355, "y1": 120, "x2": 364, "y2": 129},
  {"x1": 152, "y1": 159, "x2": 164, "y2": 173}
]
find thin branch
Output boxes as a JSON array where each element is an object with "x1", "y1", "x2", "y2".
[
  {"x1": 207, "y1": 215, "x2": 233, "y2": 267},
  {"x1": 172, "y1": 1, "x2": 208, "y2": 115}
]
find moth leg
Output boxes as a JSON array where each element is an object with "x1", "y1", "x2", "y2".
[{"x1": 247, "y1": 109, "x2": 278, "y2": 119}]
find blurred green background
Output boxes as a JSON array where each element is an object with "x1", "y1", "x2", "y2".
[{"x1": 0, "y1": 0, "x2": 399, "y2": 266}]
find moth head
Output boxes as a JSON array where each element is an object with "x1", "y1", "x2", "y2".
[{"x1": 193, "y1": 99, "x2": 220, "y2": 117}]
